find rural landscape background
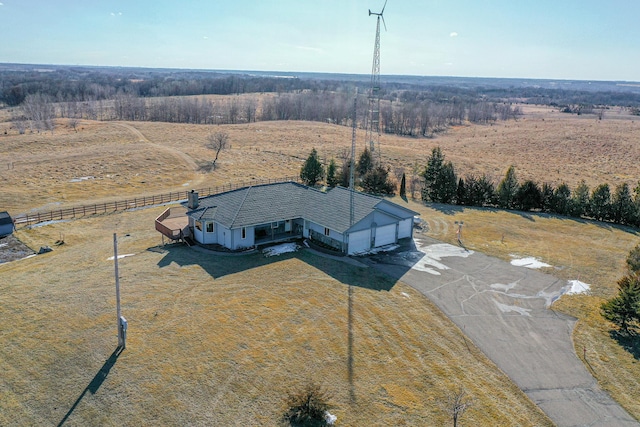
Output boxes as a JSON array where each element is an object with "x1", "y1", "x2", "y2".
[{"x1": 1, "y1": 63, "x2": 639, "y2": 425}]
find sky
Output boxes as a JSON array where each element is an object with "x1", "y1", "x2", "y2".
[{"x1": 1, "y1": 0, "x2": 639, "y2": 81}]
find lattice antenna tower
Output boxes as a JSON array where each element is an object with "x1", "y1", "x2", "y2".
[
  {"x1": 366, "y1": 0, "x2": 387, "y2": 164},
  {"x1": 349, "y1": 88, "x2": 358, "y2": 227}
]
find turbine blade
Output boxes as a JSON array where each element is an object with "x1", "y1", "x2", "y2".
[
  {"x1": 381, "y1": 0, "x2": 387, "y2": 15},
  {"x1": 381, "y1": 15, "x2": 387, "y2": 31},
  {"x1": 368, "y1": 9, "x2": 372, "y2": 15}
]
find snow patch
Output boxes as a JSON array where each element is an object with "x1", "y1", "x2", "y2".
[
  {"x1": 325, "y1": 412, "x2": 337, "y2": 425},
  {"x1": 27, "y1": 219, "x2": 71, "y2": 228},
  {"x1": 107, "y1": 253, "x2": 135, "y2": 261},
  {"x1": 0, "y1": 243, "x2": 7, "y2": 248},
  {"x1": 401, "y1": 292, "x2": 410, "y2": 299},
  {"x1": 411, "y1": 241, "x2": 474, "y2": 275},
  {"x1": 352, "y1": 243, "x2": 399, "y2": 256},
  {"x1": 262, "y1": 243, "x2": 299, "y2": 257},
  {"x1": 69, "y1": 176, "x2": 94, "y2": 183},
  {"x1": 494, "y1": 300, "x2": 531, "y2": 316},
  {"x1": 566, "y1": 280, "x2": 590, "y2": 295},
  {"x1": 490, "y1": 282, "x2": 518, "y2": 292},
  {"x1": 510, "y1": 256, "x2": 551, "y2": 269}
]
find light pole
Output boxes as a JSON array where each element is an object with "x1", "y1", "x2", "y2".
[
  {"x1": 454, "y1": 221, "x2": 464, "y2": 245},
  {"x1": 113, "y1": 233, "x2": 127, "y2": 349}
]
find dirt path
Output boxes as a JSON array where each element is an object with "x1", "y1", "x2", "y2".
[
  {"x1": 363, "y1": 236, "x2": 639, "y2": 427},
  {"x1": 112, "y1": 122, "x2": 205, "y2": 186}
]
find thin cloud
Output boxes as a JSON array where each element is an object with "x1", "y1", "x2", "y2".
[
  {"x1": 294, "y1": 45, "x2": 323, "y2": 53},
  {"x1": 450, "y1": 32, "x2": 458, "y2": 37},
  {"x1": 203, "y1": 36, "x2": 209, "y2": 39},
  {"x1": 110, "y1": 12, "x2": 123, "y2": 16}
]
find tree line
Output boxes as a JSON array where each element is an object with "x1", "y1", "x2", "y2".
[
  {"x1": 10, "y1": 89, "x2": 521, "y2": 138},
  {"x1": 421, "y1": 147, "x2": 640, "y2": 228}
]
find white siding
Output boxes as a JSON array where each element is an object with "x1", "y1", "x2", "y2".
[
  {"x1": 374, "y1": 223, "x2": 396, "y2": 247},
  {"x1": 348, "y1": 229, "x2": 371, "y2": 255},
  {"x1": 230, "y1": 226, "x2": 255, "y2": 250},
  {"x1": 398, "y1": 218, "x2": 412, "y2": 239},
  {"x1": 202, "y1": 221, "x2": 217, "y2": 244}
]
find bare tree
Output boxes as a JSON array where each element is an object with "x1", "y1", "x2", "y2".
[
  {"x1": 441, "y1": 386, "x2": 475, "y2": 427},
  {"x1": 11, "y1": 111, "x2": 27, "y2": 135},
  {"x1": 205, "y1": 131, "x2": 229, "y2": 171},
  {"x1": 68, "y1": 117, "x2": 79, "y2": 132}
]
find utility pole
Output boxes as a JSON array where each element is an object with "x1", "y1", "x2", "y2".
[{"x1": 113, "y1": 233, "x2": 127, "y2": 349}]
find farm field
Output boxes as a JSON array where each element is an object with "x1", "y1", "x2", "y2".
[{"x1": 1, "y1": 105, "x2": 639, "y2": 424}]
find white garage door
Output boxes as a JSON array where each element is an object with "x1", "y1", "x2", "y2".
[
  {"x1": 348, "y1": 229, "x2": 371, "y2": 255},
  {"x1": 374, "y1": 224, "x2": 396, "y2": 247},
  {"x1": 398, "y1": 218, "x2": 412, "y2": 239}
]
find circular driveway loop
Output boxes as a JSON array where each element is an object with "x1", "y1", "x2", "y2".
[{"x1": 363, "y1": 236, "x2": 638, "y2": 427}]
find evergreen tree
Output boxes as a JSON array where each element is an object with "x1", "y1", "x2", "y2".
[
  {"x1": 339, "y1": 157, "x2": 351, "y2": 188},
  {"x1": 601, "y1": 275, "x2": 640, "y2": 334},
  {"x1": 400, "y1": 173, "x2": 407, "y2": 198},
  {"x1": 356, "y1": 148, "x2": 373, "y2": 178},
  {"x1": 421, "y1": 147, "x2": 445, "y2": 202},
  {"x1": 326, "y1": 158, "x2": 338, "y2": 188},
  {"x1": 611, "y1": 182, "x2": 636, "y2": 225},
  {"x1": 300, "y1": 148, "x2": 324, "y2": 187},
  {"x1": 553, "y1": 183, "x2": 572, "y2": 215},
  {"x1": 590, "y1": 183, "x2": 612, "y2": 221},
  {"x1": 361, "y1": 165, "x2": 395, "y2": 195},
  {"x1": 633, "y1": 181, "x2": 640, "y2": 226},
  {"x1": 497, "y1": 166, "x2": 519, "y2": 209},
  {"x1": 456, "y1": 177, "x2": 467, "y2": 205},
  {"x1": 476, "y1": 174, "x2": 496, "y2": 207},
  {"x1": 627, "y1": 244, "x2": 640, "y2": 275},
  {"x1": 569, "y1": 180, "x2": 590, "y2": 218},
  {"x1": 421, "y1": 148, "x2": 457, "y2": 203},
  {"x1": 516, "y1": 180, "x2": 543, "y2": 211},
  {"x1": 436, "y1": 161, "x2": 458, "y2": 204},
  {"x1": 541, "y1": 183, "x2": 555, "y2": 213}
]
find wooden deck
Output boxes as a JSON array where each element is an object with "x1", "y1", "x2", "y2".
[{"x1": 155, "y1": 207, "x2": 189, "y2": 241}]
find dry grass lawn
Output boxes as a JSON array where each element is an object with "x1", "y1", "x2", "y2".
[
  {"x1": 0, "y1": 209, "x2": 553, "y2": 426},
  {"x1": 1, "y1": 105, "x2": 639, "y2": 424}
]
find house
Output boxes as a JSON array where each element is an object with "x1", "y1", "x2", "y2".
[
  {"x1": 180, "y1": 181, "x2": 418, "y2": 255},
  {"x1": 0, "y1": 211, "x2": 14, "y2": 237}
]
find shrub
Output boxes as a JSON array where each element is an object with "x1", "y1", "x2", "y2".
[{"x1": 282, "y1": 383, "x2": 334, "y2": 427}]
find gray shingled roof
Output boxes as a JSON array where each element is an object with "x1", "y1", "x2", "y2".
[{"x1": 185, "y1": 182, "x2": 417, "y2": 233}]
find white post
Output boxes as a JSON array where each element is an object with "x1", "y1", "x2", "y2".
[{"x1": 113, "y1": 233, "x2": 124, "y2": 348}]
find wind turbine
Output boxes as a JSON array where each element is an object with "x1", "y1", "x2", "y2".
[{"x1": 365, "y1": 0, "x2": 387, "y2": 163}]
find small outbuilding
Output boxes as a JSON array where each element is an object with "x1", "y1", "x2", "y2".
[{"x1": 0, "y1": 211, "x2": 14, "y2": 237}]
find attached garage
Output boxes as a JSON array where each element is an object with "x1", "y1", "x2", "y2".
[
  {"x1": 397, "y1": 218, "x2": 413, "y2": 239},
  {"x1": 374, "y1": 223, "x2": 396, "y2": 247},
  {"x1": 348, "y1": 229, "x2": 371, "y2": 255}
]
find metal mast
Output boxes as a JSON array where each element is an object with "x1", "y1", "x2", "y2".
[
  {"x1": 349, "y1": 89, "x2": 358, "y2": 227},
  {"x1": 366, "y1": 0, "x2": 387, "y2": 163}
]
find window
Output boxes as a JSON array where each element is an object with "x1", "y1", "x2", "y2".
[
  {"x1": 241, "y1": 227, "x2": 247, "y2": 239},
  {"x1": 195, "y1": 220, "x2": 202, "y2": 231},
  {"x1": 324, "y1": 227, "x2": 330, "y2": 236},
  {"x1": 206, "y1": 222, "x2": 214, "y2": 233}
]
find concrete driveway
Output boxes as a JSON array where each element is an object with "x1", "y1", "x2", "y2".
[{"x1": 362, "y1": 235, "x2": 638, "y2": 427}]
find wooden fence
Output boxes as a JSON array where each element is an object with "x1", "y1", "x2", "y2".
[{"x1": 13, "y1": 176, "x2": 300, "y2": 227}]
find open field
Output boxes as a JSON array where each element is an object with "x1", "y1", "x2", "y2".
[
  {"x1": 0, "y1": 209, "x2": 553, "y2": 426},
  {"x1": 1, "y1": 106, "x2": 640, "y2": 423},
  {"x1": 1, "y1": 104, "x2": 640, "y2": 215}
]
